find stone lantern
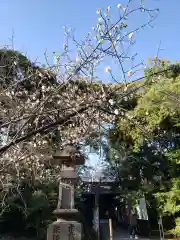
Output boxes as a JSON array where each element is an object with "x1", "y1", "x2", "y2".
[{"x1": 47, "y1": 145, "x2": 85, "y2": 240}]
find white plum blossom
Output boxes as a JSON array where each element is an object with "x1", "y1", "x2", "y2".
[
  {"x1": 114, "y1": 109, "x2": 119, "y2": 115},
  {"x1": 128, "y1": 32, "x2": 134, "y2": 39},
  {"x1": 105, "y1": 66, "x2": 111, "y2": 73},
  {"x1": 41, "y1": 85, "x2": 46, "y2": 92},
  {"x1": 98, "y1": 17, "x2": 103, "y2": 25},
  {"x1": 117, "y1": 4, "x2": 122, "y2": 8},
  {"x1": 124, "y1": 86, "x2": 128, "y2": 92},
  {"x1": 109, "y1": 99, "x2": 114, "y2": 105}
]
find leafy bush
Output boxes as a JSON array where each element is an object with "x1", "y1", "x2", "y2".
[
  {"x1": 169, "y1": 217, "x2": 180, "y2": 237},
  {"x1": 0, "y1": 180, "x2": 58, "y2": 239}
]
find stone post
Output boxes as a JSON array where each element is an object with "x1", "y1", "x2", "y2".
[
  {"x1": 47, "y1": 145, "x2": 85, "y2": 240},
  {"x1": 93, "y1": 187, "x2": 100, "y2": 240}
]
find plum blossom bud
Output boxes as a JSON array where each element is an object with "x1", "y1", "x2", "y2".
[
  {"x1": 76, "y1": 57, "x2": 80, "y2": 63},
  {"x1": 96, "y1": 9, "x2": 102, "y2": 14},
  {"x1": 98, "y1": 17, "x2": 103, "y2": 25},
  {"x1": 112, "y1": 41, "x2": 117, "y2": 46},
  {"x1": 117, "y1": 4, "x2": 121, "y2": 8},
  {"x1": 98, "y1": 39, "x2": 104, "y2": 44},
  {"x1": 123, "y1": 8, "x2": 127, "y2": 12},
  {"x1": 63, "y1": 44, "x2": 68, "y2": 50},
  {"x1": 128, "y1": 71, "x2": 133, "y2": 77},
  {"x1": 105, "y1": 66, "x2": 111, "y2": 73},
  {"x1": 107, "y1": 6, "x2": 111, "y2": 12},
  {"x1": 128, "y1": 32, "x2": 134, "y2": 39}
]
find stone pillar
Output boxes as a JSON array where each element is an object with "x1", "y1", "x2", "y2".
[
  {"x1": 92, "y1": 185, "x2": 100, "y2": 240},
  {"x1": 93, "y1": 195, "x2": 100, "y2": 240},
  {"x1": 47, "y1": 146, "x2": 84, "y2": 240}
]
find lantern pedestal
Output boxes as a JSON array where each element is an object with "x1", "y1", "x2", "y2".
[
  {"x1": 47, "y1": 219, "x2": 81, "y2": 240},
  {"x1": 47, "y1": 145, "x2": 84, "y2": 240}
]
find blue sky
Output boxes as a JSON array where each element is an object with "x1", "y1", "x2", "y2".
[
  {"x1": 0, "y1": 0, "x2": 179, "y2": 167},
  {"x1": 0, "y1": 0, "x2": 179, "y2": 64}
]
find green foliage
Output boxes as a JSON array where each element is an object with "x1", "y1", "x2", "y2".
[
  {"x1": 169, "y1": 217, "x2": 180, "y2": 237},
  {"x1": 0, "y1": 181, "x2": 58, "y2": 239},
  {"x1": 0, "y1": 49, "x2": 33, "y2": 68},
  {"x1": 104, "y1": 58, "x2": 180, "y2": 236},
  {"x1": 155, "y1": 178, "x2": 180, "y2": 215}
]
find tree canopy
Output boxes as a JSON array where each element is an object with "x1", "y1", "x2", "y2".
[
  {"x1": 103, "y1": 57, "x2": 180, "y2": 237},
  {"x1": 2, "y1": 1, "x2": 180, "y2": 238}
]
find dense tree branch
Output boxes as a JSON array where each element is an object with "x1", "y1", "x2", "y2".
[{"x1": 0, "y1": 105, "x2": 90, "y2": 154}]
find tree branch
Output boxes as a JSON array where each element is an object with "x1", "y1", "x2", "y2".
[{"x1": 0, "y1": 105, "x2": 90, "y2": 154}]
